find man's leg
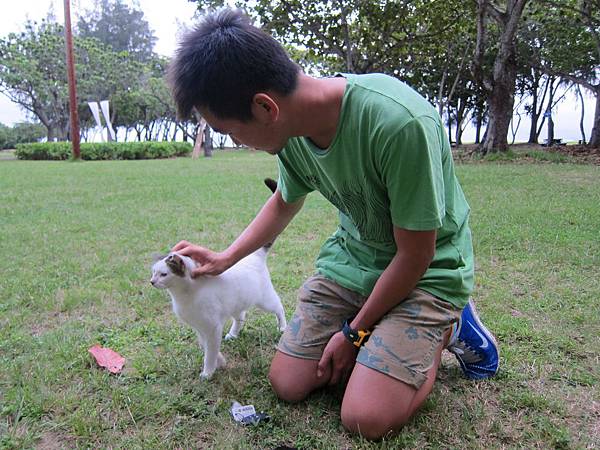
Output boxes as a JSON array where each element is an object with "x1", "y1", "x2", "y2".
[
  {"x1": 269, "y1": 352, "x2": 329, "y2": 403},
  {"x1": 338, "y1": 289, "x2": 462, "y2": 439},
  {"x1": 269, "y1": 275, "x2": 365, "y2": 402},
  {"x1": 341, "y1": 331, "x2": 448, "y2": 440}
]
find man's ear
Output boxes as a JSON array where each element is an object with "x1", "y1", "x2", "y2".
[
  {"x1": 166, "y1": 254, "x2": 186, "y2": 277},
  {"x1": 251, "y1": 93, "x2": 279, "y2": 124}
]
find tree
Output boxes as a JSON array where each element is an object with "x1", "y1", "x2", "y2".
[
  {"x1": 0, "y1": 18, "x2": 171, "y2": 143},
  {"x1": 0, "y1": 124, "x2": 11, "y2": 149},
  {"x1": 108, "y1": 56, "x2": 180, "y2": 142},
  {"x1": 77, "y1": 0, "x2": 157, "y2": 62},
  {"x1": 533, "y1": 0, "x2": 600, "y2": 147},
  {"x1": 0, "y1": 21, "x2": 125, "y2": 141},
  {"x1": 0, "y1": 122, "x2": 46, "y2": 149},
  {"x1": 76, "y1": 39, "x2": 147, "y2": 140},
  {"x1": 0, "y1": 21, "x2": 72, "y2": 140},
  {"x1": 472, "y1": 0, "x2": 530, "y2": 154},
  {"x1": 191, "y1": 1, "x2": 493, "y2": 146},
  {"x1": 192, "y1": 0, "x2": 478, "y2": 116},
  {"x1": 190, "y1": 1, "x2": 598, "y2": 148}
]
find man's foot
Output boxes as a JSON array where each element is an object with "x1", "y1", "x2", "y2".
[{"x1": 447, "y1": 299, "x2": 499, "y2": 379}]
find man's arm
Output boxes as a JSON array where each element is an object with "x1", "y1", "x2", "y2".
[
  {"x1": 350, "y1": 227, "x2": 436, "y2": 331},
  {"x1": 173, "y1": 190, "x2": 305, "y2": 276},
  {"x1": 317, "y1": 226, "x2": 436, "y2": 383}
]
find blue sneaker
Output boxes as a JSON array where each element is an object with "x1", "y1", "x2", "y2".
[{"x1": 447, "y1": 300, "x2": 499, "y2": 379}]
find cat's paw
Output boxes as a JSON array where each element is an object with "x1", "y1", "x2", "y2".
[
  {"x1": 224, "y1": 332, "x2": 238, "y2": 340},
  {"x1": 216, "y1": 353, "x2": 226, "y2": 368},
  {"x1": 200, "y1": 370, "x2": 214, "y2": 380}
]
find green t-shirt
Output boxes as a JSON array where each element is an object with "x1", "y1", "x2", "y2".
[{"x1": 277, "y1": 73, "x2": 473, "y2": 307}]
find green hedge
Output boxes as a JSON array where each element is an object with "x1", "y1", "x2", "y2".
[{"x1": 14, "y1": 141, "x2": 193, "y2": 160}]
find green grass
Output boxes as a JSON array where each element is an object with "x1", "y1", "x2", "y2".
[{"x1": 1, "y1": 151, "x2": 599, "y2": 449}]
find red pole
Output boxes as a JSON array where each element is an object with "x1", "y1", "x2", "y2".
[{"x1": 64, "y1": 0, "x2": 81, "y2": 159}]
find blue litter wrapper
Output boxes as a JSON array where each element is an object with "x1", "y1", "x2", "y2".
[{"x1": 230, "y1": 401, "x2": 271, "y2": 426}]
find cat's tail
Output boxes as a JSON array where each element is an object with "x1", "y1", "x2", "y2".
[
  {"x1": 262, "y1": 177, "x2": 279, "y2": 252},
  {"x1": 264, "y1": 177, "x2": 278, "y2": 194}
]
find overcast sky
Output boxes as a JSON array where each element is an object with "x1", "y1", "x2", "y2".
[{"x1": 0, "y1": 0, "x2": 595, "y2": 143}]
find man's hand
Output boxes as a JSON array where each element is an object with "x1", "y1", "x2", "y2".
[
  {"x1": 317, "y1": 331, "x2": 359, "y2": 385},
  {"x1": 171, "y1": 240, "x2": 232, "y2": 277}
]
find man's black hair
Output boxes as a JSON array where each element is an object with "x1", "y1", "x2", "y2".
[{"x1": 168, "y1": 8, "x2": 299, "y2": 121}]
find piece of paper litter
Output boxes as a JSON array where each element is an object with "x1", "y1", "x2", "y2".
[
  {"x1": 230, "y1": 400, "x2": 271, "y2": 426},
  {"x1": 231, "y1": 401, "x2": 256, "y2": 422},
  {"x1": 88, "y1": 344, "x2": 125, "y2": 374}
]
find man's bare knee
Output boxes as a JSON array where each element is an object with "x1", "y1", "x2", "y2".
[
  {"x1": 268, "y1": 352, "x2": 326, "y2": 403},
  {"x1": 268, "y1": 369, "x2": 311, "y2": 403},
  {"x1": 340, "y1": 363, "x2": 431, "y2": 440},
  {"x1": 341, "y1": 403, "x2": 411, "y2": 440}
]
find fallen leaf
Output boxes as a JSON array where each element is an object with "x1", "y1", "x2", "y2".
[{"x1": 88, "y1": 344, "x2": 125, "y2": 374}]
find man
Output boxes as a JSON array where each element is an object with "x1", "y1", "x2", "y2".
[{"x1": 168, "y1": 9, "x2": 499, "y2": 440}]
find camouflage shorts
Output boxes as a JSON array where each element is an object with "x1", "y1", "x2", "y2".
[{"x1": 277, "y1": 274, "x2": 462, "y2": 389}]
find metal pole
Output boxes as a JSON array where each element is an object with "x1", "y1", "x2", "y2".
[{"x1": 64, "y1": 0, "x2": 81, "y2": 159}]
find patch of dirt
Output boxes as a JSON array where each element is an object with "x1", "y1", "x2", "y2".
[
  {"x1": 453, "y1": 143, "x2": 600, "y2": 165},
  {"x1": 552, "y1": 144, "x2": 600, "y2": 165},
  {"x1": 36, "y1": 431, "x2": 74, "y2": 450}
]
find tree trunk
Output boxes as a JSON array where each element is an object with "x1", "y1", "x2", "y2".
[
  {"x1": 481, "y1": 65, "x2": 517, "y2": 154},
  {"x1": 576, "y1": 85, "x2": 586, "y2": 145},
  {"x1": 527, "y1": 71, "x2": 541, "y2": 144},
  {"x1": 192, "y1": 121, "x2": 204, "y2": 159},
  {"x1": 455, "y1": 100, "x2": 467, "y2": 145},
  {"x1": 475, "y1": 109, "x2": 483, "y2": 144},
  {"x1": 47, "y1": 125, "x2": 57, "y2": 142},
  {"x1": 203, "y1": 125, "x2": 213, "y2": 157},
  {"x1": 456, "y1": 124, "x2": 464, "y2": 146},
  {"x1": 546, "y1": 106, "x2": 554, "y2": 145},
  {"x1": 162, "y1": 122, "x2": 170, "y2": 141},
  {"x1": 58, "y1": 124, "x2": 69, "y2": 142},
  {"x1": 536, "y1": 77, "x2": 556, "y2": 140},
  {"x1": 475, "y1": 0, "x2": 528, "y2": 154},
  {"x1": 510, "y1": 112, "x2": 522, "y2": 145},
  {"x1": 340, "y1": 5, "x2": 354, "y2": 73},
  {"x1": 589, "y1": 88, "x2": 600, "y2": 148}
]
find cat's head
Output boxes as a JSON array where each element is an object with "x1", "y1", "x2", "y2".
[{"x1": 150, "y1": 253, "x2": 195, "y2": 289}]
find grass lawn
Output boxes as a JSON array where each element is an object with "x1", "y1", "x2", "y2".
[{"x1": 1, "y1": 150, "x2": 599, "y2": 449}]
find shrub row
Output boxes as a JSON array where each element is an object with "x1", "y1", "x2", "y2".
[{"x1": 15, "y1": 141, "x2": 193, "y2": 160}]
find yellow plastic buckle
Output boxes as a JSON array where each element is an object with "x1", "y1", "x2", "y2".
[{"x1": 353, "y1": 329, "x2": 371, "y2": 348}]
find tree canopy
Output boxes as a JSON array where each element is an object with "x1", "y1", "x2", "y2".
[
  {"x1": 0, "y1": 1, "x2": 186, "y2": 143},
  {"x1": 1, "y1": 0, "x2": 598, "y2": 149},
  {"x1": 190, "y1": 0, "x2": 599, "y2": 149},
  {"x1": 77, "y1": 0, "x2": 157, "y2": 62}
]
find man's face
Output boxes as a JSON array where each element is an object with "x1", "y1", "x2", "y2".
[{"x1": 199, "y1": 108, "x2": 286, "y2": 155}]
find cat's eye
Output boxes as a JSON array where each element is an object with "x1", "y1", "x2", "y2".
[{"x1": 160, "y1": 273, "x2": 167, "y2": 277}]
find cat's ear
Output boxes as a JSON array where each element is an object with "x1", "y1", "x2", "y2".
[
  {"x1": 166, "y1": 254, "x2": 186, "y2": 277},
  {"x1": 151, "y1": 252, "x2": 167, "y2": 263}
]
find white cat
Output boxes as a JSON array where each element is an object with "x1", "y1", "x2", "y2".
[{"x1": 150, "y1": 247, "x2": 286, "y2": 379}]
